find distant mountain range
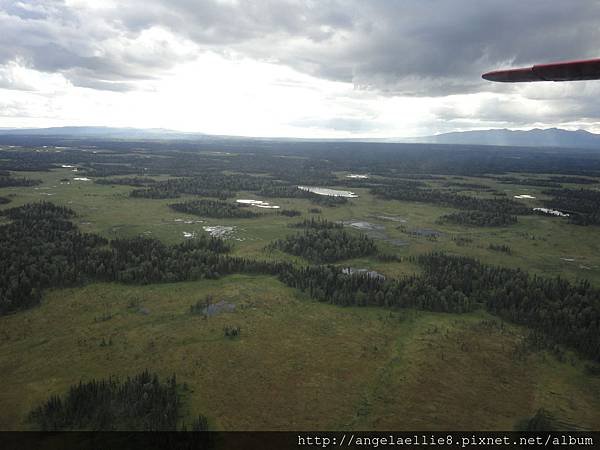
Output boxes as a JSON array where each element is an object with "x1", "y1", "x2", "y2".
[
  {"x1": 2, "y1": 126, "x2": 600, "y2": 149},
  {"x1": 411, "y1": 128, "x2": 600, "y2": 149}
]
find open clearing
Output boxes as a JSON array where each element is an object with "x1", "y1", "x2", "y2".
[{"x1": 0, "y1": 275, "x2": 598, "y2": 430}]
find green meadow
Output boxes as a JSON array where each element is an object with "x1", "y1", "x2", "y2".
[{"x1": 1, "y1": 276, "x2": 599, "y2": 430}]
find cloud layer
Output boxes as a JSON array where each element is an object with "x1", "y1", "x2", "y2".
[{"x1": 2, "y1": 0, "x2": 600, "y2": 135}]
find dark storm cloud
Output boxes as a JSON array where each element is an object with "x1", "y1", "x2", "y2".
[
  {"x1": 2, "y1": 0, "x2": 600, "y2": 96},
  {"x1": 111, "y1": 0, "x2": 600, "y2": 95}
]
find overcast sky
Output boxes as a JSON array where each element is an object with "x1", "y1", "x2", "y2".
[{"x1": 2, "y1": 0, "x2": 600, "y2": 138}]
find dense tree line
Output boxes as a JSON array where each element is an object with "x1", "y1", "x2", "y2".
[
  {"x1": 276, "y1": 263, "x2": 473, "y2": 313},
  {"x1": 28, "y1": 370, "x2": 208, "y2": 431},
  {"x1": 131, "y1": 177, "x2": 232, "y2": 199},
  {"x1": 95, "y1": 177, "x2": 157, "y2": 186},
  {"x1": 0, "y1": 202, "x2": 233, "y2": 314},
  {"x1": 289, "y1": 217, "x2": 343, "y2": 229},
  {"x1": 93, "y1": 236, "x2": 234, "y2": 284},
  {"x1": 495, "y1": 176, "x2": 598, "y2": 197},
  {"x1": 278, "y1": 209, "x2": 301, "y2": 217},
  {"x1": 269, "y1": 228, "x2": 377, "y2": 263},
  {"x1": 371, "y1": 185, "x2": 531, "y2": 215},
  {"x1": 169, "y1": 199, "x2": 260, "y2": 219},
  {"x1": 339, "y1": 178, "x2": 426, "y2": 190},
  {"x1": 0, "y1": 175, "x2": 42, "y2": 187},
  {"x1": 257, "y1": 185, "x2": 314, "y2": 199},
  {"x1": 81, "y1": 164, "x2": 144, "y2": 177},
  {"x1": 443, "y1": 181, "x2": 492, "y2": 190},
  {"x1": 570, "y1": 213, "x2": 600, "y2": 226},
  {"x1": 437, "y1": 210, "x2": 517, "y2": 227},
  {"x1": 495, "y1": 176, "x2": 561, "y2": 188},
  {"x1": 543, "y1": 188, "x2": 600, "y2": 225},
  {"x1": 0, "y1": 202, "x2": 108, "y2": 314},
  {"x1": 395, "y1": 174, "x2": 447, "y2": 180},
  {"x1": 488, "y1": 243, "x2": 512, "y2": 254},
  {"x1": 275, "y1": 253, "x2": 600, "y2": 360},
  {"x1": 130, "y1": 174, "x2": 269, "y2": 199},
  {"x1": 546, "y1": 175, "x2": 597, "y2": 185},
  {"x1": 303, "y1": 193, "x2": 348, "y2": 207},
  {"x1": 417, "y1": 253, "x2": 600, "y2": 361}
]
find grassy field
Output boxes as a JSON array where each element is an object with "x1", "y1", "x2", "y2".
[
  {"x1": 1, "y1": 167, "x2": 600, "y2": 430},
  {"x1": 1, "y1": 275, "x2": 598, "y2": 430}
]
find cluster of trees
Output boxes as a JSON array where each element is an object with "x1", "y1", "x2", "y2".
[
  {"x1": 269, "y1": 228, "x2": 377, "y2": 263},
  {"x1": 277, "y1": 263, "x2": 473, "y2": 313},
  {"x1": 83, "y1": 163, "x2": 145, "y2": 178},
  {"x1": 0, "y1": 207, "x2": 296, "y2": 315},
  {"x1": 543, "y1": 188, "x2": 600, "y2": 225},
  {"x1": 0, "y1": 196, "x2": 9, "y2": 205},
  {"x1": 28, "y1": 370, "x2": 207, "y2": 430},
  {"x1": 495, "y1": 176, "x2": 561, "y2": 188},
  {"x1": 443, "y1": 181, "x2": 492, "y2": 190},
  {"x1": 0, "y1": 202, "x2": 237, "y2": 314},
  {"x1": 304, "y1": 193, "x2": 348, "y2": 207},
  {"x1": 275, "y1": 253, "x2": 600, "y2": 361},
  {"x1": 289, "y1": 217, "x2": 343, "y2": 229},
  {"x1": 396, "y1": 174, "x2": 446, "y2": 180},
  {"x1": 371, "y1": 185, "x2": 531, "y2": 215},
  {"x1": 169, "y1": 199, "x2": 259, "y2": 219},
  {"x1": 0, "y1": 202, "x2": 108, "y2": 314},
  {"x1": 375, "y1": 252, "x2": 402, "y2": 262},
  {"x1": 255, "y1": 183, "x2": 303, "y2": 199},
  {"x1": 571, "y1": 214, "x2": 600, "y2": 226},
  {"x1": 494, "y1": 175, "x2": 597, "y2": 189},
  {"x1": 0, "y1": 175, "x2": 42, "y2": 188},
  {"x1": 418, "y1": 253, "x2": 600, "y2": 361},
  {"x1": 95, "y1": 177, "x2": 157, "y2": 186},
  {"x1": 130, "y1": 174, "x2": 268, "y2": 199},
  {"x1": 223, "y1": 325, "x2": 241, "y2": 338},
  {"x1": 340, "y1": 178, "x2": 425, "y2": 190},
  {"x1": 547, "y1": 175, "x2": 597, "y2": 185},
  {"x1": 93, "y1": 236, "x2": 233, "y2": 284},
  {"x1": 488, "y1": 243, "x2": 512, "y2": 254},
  {"x1": 278, "y1": 209, "x2": 301, "y2": 217},
  {"x1": 437, "y1": 210, "x2": 518, "y2": 227}
]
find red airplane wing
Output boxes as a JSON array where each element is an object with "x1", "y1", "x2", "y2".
[{"x1": 482, "y1": 58, "x2": 600, "y2": 82}]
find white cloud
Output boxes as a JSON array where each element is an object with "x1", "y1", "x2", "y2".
[{"x1": 1, "y1": 0, "x2": 600, "y2": 137}]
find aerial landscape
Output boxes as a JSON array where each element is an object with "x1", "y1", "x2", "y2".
[
  {"x1": 1, "y1": 132, "x2": 599, "y2": 432},
  {"x1": 1, "y1": 0, "x2": 599, "y2": 444}
]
